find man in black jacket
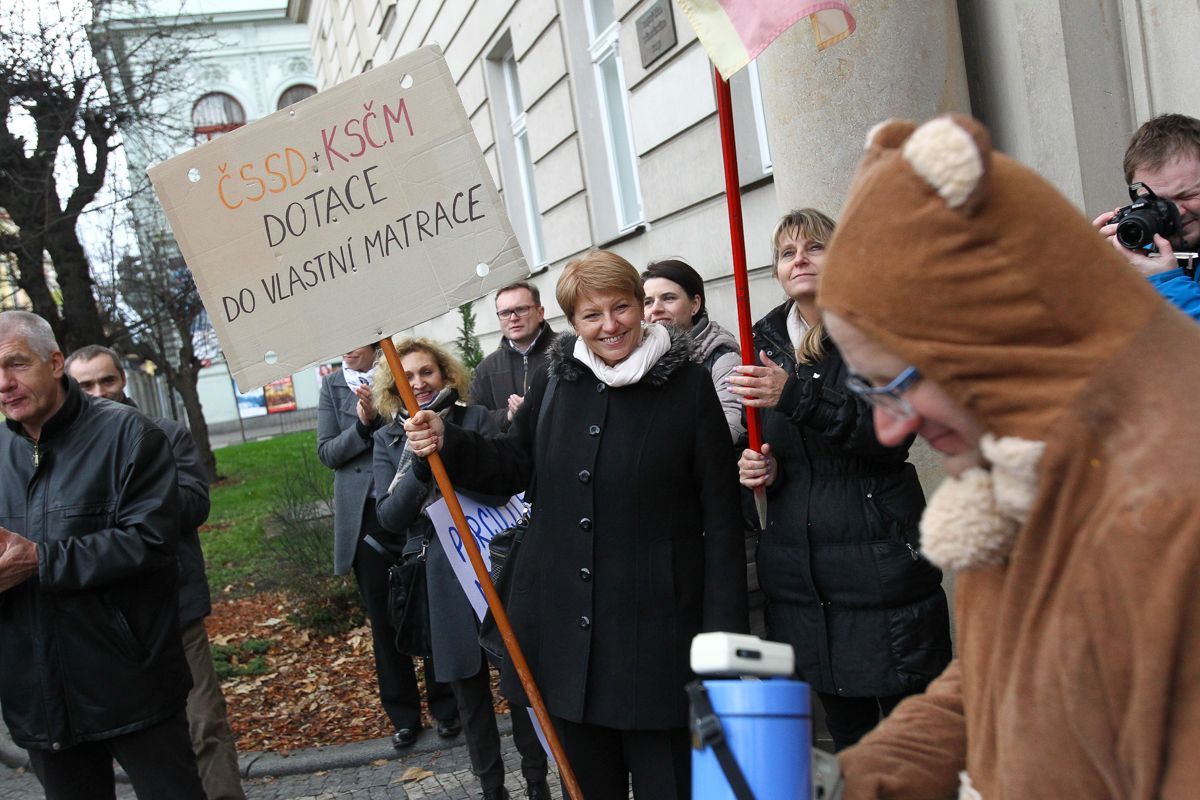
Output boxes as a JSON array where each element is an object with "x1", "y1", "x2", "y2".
[
  {"x1": 469, "y1": 281, "x2": 559, "y2": 431},
  {"x1": 66, "y1": 345, "x2": 245, "y2": 800},
  {"x1": 0, "y1": 311, "x2": 203, "y2": 798}
]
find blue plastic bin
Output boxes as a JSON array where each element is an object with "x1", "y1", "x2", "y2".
[{"x1": 692, "y1": 679, "x2": 811, "y2": 800}]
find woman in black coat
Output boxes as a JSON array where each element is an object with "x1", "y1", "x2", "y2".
[
  {"x1": 372, "y1": 338, "x2": 549, "y2": 800},
  {"x1": 403, "y1": 251, "x2": 749, "y2": 800},
  {"x1": 732, "y1": 209, "x2": 952, "y2": 751}
]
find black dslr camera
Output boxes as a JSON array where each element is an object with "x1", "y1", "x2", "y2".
[{"x1": 1110, "y1": 182, "x2": 1182, "y2": 250}]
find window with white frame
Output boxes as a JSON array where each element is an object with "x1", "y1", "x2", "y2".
[
  {"x1": 723, "y1": 58, "x2": 774, "y2": 181},
  {"x1": 745, "y1": 60, "x2": 773, "y2": 173},
  {"x1": 572, "y1": 0, "x2": 643, "y2": 238},
  {"x1": 485, "y1": 40, "x2": 546, "y2": 267}
]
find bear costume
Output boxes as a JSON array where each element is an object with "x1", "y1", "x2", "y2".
[{"x1": 821, "y1": 115, "x2": 1200, "y2": 798}]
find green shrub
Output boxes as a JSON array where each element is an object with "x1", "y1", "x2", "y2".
[
  {"x1": 265, "y1": 446, "x2": 365, "y2": 636},
  {"x1": 211, "y1": 638, "x2": 276, "y2": 680}
]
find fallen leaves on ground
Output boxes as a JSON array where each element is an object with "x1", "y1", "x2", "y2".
[{"x1": 207, "y1": 591, "x2": 507, "y2": 754}]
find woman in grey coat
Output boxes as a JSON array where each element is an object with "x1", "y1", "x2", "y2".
[
  {"x1": 316, "y1": 344, "x2": 458, "y2": 748},
  {"x1": 373, "y1": 338, "x2": 549, "y2": 800}
]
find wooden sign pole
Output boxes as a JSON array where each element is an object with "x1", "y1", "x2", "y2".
[{"x1": 379, "y1": 337, "x2": 584, "y2": 800}]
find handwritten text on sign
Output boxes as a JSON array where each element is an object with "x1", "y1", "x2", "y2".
[
  {"x1": 148, "y1": 46, "x2": 528, "y2": 392},
  {"x1": 425, "y1": 492, "x2": 527, "y2": 623}
]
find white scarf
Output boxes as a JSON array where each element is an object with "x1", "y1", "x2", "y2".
[
  {"x1": 786, "y1": 303, "x2": 810, "y2": 352},
  {"x1": 341, "y1": 364, "x2": 374, "y2": 391},
  {"x1": 573, "y1": 323, "x2": 671, "y2": 387}
]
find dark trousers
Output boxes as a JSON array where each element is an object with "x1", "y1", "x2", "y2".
[
  {"x1": 27, "y1": 709, "x2": 204, "y2": 800},
  {"x1": 353, "y1": 531, "x2": 457, "y2": 730},
  {"x1": 452, "y1": 657, "x2": 548, "y2": 791},
  {"x1": 815, "y1": 691, "x2": 908, "y2": 751},
  {"x1": 552, "y1": 716, "x2": 690, "y2": 800}
]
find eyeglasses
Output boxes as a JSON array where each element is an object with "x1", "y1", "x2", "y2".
[
  {"x1": 845, "y1": 365, "x2": 921, "y2": 421},
  {"x1": 496, "y1": 305, "x2": 534, "y2": 320}
]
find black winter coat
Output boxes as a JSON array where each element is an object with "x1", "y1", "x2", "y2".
[
  {"x1": 754, "y1": 302, "x2": 951, "y2": 698},
  {"x1": 439, "y1": 329, "x2": 749, "y2": 729},
  {"x1": 468, "y1": 323, "x2": 561, "y2": 432},
  {"x1": 0, "y1": 379, "x2": 190, "y2": 750},
  {"x1": 154, "y1": 415, "x2": 212, "y2": 626}
]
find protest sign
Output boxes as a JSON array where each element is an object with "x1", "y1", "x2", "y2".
[
  {"x1": 148, "y1": 45, "x2": 528, "y2": 391},
  {"x1": 425, "y1": 492, "x2": 527, "y2": 622},
  {"x1": 425, "y1": 490, "x2": 549, "y2": 755}
]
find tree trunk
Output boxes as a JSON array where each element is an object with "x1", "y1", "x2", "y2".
[
  {"x1": 44, "y1": 221, "x2": 108, "y2": 351},
  {"x1": 175, "y1": 363, "x2": 218, "y2": 482}
]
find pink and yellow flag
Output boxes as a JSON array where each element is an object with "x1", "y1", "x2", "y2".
[{"x1": 675, "y1": 0, "x2": 856, "y2": 80}]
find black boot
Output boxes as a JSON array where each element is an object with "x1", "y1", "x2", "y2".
[
  {"x1": 526, "y1": 779, "x2": 552, "y2": 800},
  {"x1": 480, "y1": 787, "x2": 510, "y2": 800}
]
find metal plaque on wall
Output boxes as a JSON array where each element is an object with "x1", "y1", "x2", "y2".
[{"x1": 636, "y1": 0, "x2": 677, "y2": 69}]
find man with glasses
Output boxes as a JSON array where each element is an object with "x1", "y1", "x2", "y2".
[
  {"x1": 818, "y1": 115, "x2": 1200, "y2": 798},
  {"x1": 468, "y1": 281, "x2": 560, "y2": 431}
]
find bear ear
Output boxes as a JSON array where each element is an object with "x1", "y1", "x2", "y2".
[
  {"x1": 864, "y1": 119, "x2": 918, "y2": 152},
  {"x1": 900, "y1": 114, "x2": 992, "y2": 212}
]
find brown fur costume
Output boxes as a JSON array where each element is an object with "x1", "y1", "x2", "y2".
[{"x1": 821, "y1": 115, "x2": 1200, "y2": 798}]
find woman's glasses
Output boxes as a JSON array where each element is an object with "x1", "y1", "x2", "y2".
[{"x1": 845, "y1": 366, "x2": 921, "y2": 421}]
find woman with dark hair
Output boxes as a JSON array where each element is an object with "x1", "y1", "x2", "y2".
[
  {"x1": 372, "y1": 338, "x2": 549, "y2": 800},
  {"x1": 642, "y1": 259, "x2": 744, "y2": 441},
  {"x1": 731, "y1": 209, "x2": 952, "y2": 751},
  {"x1": 402, "y1": 251, "x2": 748, "y2": 800}
]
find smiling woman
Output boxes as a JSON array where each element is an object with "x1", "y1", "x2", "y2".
[
  {"x1": 732, "y1": 209, "x2": 952, "y2": 752},
  {"x1": 400, "y1": 250, "x2": 749, "y2": 799},
  {"x1": 370, "y1": 337, "x2": 550, "y2": 799}
]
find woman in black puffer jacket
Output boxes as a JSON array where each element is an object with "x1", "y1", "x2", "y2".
[{"x1": 731, "y1": 209, "x2": 952, "y2": 751}]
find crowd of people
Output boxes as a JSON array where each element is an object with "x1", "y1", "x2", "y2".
[{"x1": 2, "y1": 110, "x2": 1200, "y2": 800}]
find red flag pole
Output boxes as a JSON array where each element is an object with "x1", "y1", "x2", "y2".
[
  {"x1": 379, "y1": 338, "x2": 585, "y2": 800},
  {"x1": 714, "y1": 67, "x2": 768, "y2": 529}
]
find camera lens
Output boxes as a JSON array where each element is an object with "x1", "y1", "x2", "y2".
[{"x1": 1116, "y1": 213, "x2": 1156, "y2": 249}]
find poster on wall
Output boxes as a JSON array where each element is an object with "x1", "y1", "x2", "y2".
[
  {"x1": 264, "y1": 376, "x2": 298, "y2": 413},
  {"x1": 235, "y1": 386, "x2": 267, "y2": 418},
  {"x1": 316, "y1": 362, "x2": 338, "y2": 391}
]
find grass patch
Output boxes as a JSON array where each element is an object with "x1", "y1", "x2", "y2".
[{"x1": 204, "y1": 430, "x2": 320, "y2": 596}]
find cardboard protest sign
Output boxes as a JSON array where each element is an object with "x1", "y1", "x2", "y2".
[
  {"x1": 148, "y1": 45, "x2": 528, "y2": 391},
  {"x1": 425, "y1": 492, "x2": 527, "y2": 622}
]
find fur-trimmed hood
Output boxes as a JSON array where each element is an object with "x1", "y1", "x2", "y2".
[{"x1": 548, "y1": 324, "x2": 692, "y2": 386}]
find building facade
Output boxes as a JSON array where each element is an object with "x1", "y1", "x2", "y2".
[
  {"x1": 99, "y1": 0, "x2": 322, "y2": 428},
  {"x1": 285, "y1": 0, "x2": 1197, "y2": 356}
]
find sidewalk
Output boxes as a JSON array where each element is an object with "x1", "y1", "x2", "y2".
[{"x1": 0, "y1": 713, "x2": 561, "y2": 800}]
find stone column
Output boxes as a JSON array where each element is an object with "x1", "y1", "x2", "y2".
[{"x1": 758, "y1": 0, "x2": 970, "y2": 214}]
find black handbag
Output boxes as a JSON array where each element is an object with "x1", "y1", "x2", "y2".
[
  {"x1": 478, "y1": 376, "x2": 557, "y2": 665},
  {"x1": 478, "y1": 515, "x2": 528, "y2": 664},
  {"x1": 366, "y1": 530, "x2": 433, "y2": 658}
]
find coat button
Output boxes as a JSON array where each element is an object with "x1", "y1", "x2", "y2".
[
  {"x1": 588, "y1": 424, "x2": 601, "y2": 436},
  {"x1": 579, "y1": 567, "x2": 592, "y2": 581},
  {"x1": 578, "y1": 469, "x2": 591, "y2": 483},
  {"x1": 578, "y1": 517, "x2": 592, "y2": 531},
  {"x1": 51, "y1": 742, "x2": 62, "y2": 751},
  {"x1": 596, "y1": 382, "x2": 606, "y2": 393},
  {"x1": 354, "y1": 467, "x2": 361, "y2": 473},
  {"x1": 578, "y1": 616, "x2": 591, "y2": 629}
]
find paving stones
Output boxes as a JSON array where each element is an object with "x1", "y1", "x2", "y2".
[{"x1": 0, "y1": 726, "x2": 566, "y2": 800}]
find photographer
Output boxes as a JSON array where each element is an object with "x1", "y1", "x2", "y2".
[{"x1": 1093, "y1": 113, "x2": 1200, "y2": 321}]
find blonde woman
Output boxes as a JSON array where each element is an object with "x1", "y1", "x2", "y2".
[
  {"x1": 372, "y1": 338, "x2": 548, "y2": 800},
  {"x1": 731, "y1": 209, "x2": 952, "y2": 750}
]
